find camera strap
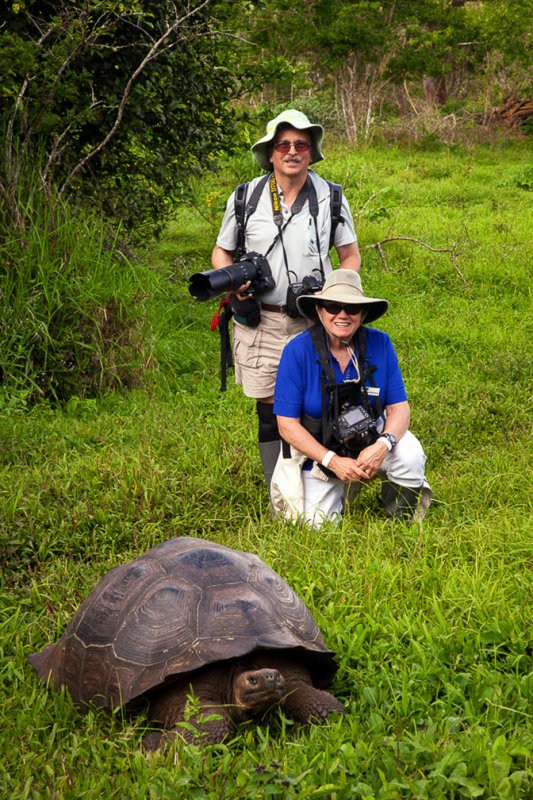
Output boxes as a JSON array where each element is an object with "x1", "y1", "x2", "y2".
[
  {"x1": 210, "y1": 298, "x2": 234, "y2": 392},
  {"x1": 268, "y1": 175, "x2": 325, "y2": 286},
  {"x1": 354, "y1": 327, "x2": 384, "y2": 420},
  {"x1": 234, "y1": 171, "x2": 343, "y2": 264},
  {"x1": 308, "y1": 324, "x2": 385, "y2": 437}
]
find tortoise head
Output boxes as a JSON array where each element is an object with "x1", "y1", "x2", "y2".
[{"x1": 233, "y1": 668, "x2": 286, "y2": 717}]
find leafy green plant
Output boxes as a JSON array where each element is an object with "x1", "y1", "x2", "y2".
[
  {"x1": 0, "y1": 0, "x2": 254, "y2": 236},
  {"x1": 506, "y1": 165, "x2": 533, "y2": 191}
]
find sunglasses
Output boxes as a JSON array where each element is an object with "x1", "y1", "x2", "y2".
[
  {"x1": 273, "y1": 140, "x2": 311, "y2": 154},
  {"x1": 320, "y1": 302, "x2": 364, "y2": 316}
]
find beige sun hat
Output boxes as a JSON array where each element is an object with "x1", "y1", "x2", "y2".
[
  {"x1": 251, "y1": 109, "x2": 324, "y2": 172},
  {"x1": 297, "y1": 270, "x2": 389, "y2": 325}
]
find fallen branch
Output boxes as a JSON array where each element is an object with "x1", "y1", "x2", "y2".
[{"x1": 365, "y1": 235, "x2": 468, "y2": 285}]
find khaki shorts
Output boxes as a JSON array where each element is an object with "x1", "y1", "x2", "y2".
[{"x1": 233, "y1": 309, "x2": 310, "y2": 399}]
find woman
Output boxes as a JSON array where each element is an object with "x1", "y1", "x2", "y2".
[{"x1": 271, "y1": 270, "x2": 432, "y2": 527}]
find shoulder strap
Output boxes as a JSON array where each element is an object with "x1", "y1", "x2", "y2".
[
  {"x1": 234, "y1": 175, "x2": 270, "y2": 260},
  {"x1": 326, "y1": 180, "x2": 344, "y2": 250},
  {"x1": 356, "y1": 326, "x2": 384, "y2": 419},
  {"x1": 234, "y1": 182, "x2": 248, "y2": 261},
  {"x1": 311, "y1": 324, "x2": 384, "y2": 419},
  {"x1": 306, "y1": 326, "x2": 334, "y2": 450},
  {"x1": 308, "y1": 324, "x2": 336, "y2": 385},
  {"x1": 307, "y1": 176, "x2": 319, "y2": 219},
  {"x1": 210, "y1": 299, "x2": 234, "y2": 392},
  {"x1": 237, "y1": 176, "x2": 343, "y2": 254},
  {"x1": 246, "y1": 173, "x2": 270, "y2": 217}
]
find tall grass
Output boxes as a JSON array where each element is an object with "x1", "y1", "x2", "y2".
[
  {"x1": 1, "y1": 140, "x2": 532, "y2": 798},
  {"x1": 0, "y1": 185, "x2": 153, "y2": 405}
]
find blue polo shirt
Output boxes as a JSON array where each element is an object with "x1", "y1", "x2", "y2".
[{"x1": 274, "y1": 326, "x2": 407, "y2": 420}]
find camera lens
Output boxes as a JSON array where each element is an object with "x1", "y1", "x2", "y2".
[
  {"x1": 189, "y1": 263, "x2": 254, "y2": 301},
  {"x1": 189, "y1": 252, "x2": 273, "y2": 302}
]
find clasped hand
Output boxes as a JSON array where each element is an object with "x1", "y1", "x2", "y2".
[{"x1": 330, "y1": 440, "x2": 389, "y2": 484}]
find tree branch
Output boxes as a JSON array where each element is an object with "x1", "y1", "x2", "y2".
[{"x1": 57, "y1": 0, "x2": 214, "y2": 200}]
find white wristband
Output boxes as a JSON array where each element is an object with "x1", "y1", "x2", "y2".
[
  {"x1": 378, "y1": 436, "x2": 393, "y2": 452},
  {"x1": 321, "y1": 450, "x2": 336, "y2": 468}
]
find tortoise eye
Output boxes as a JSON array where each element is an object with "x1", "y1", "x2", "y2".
[{"x1": 248, "y1": 675, "x2": 258, "y2": 686}]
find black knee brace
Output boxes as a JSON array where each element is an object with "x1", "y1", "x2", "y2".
[{"x1": 256, "y1": 401, "x2": 280, "y2": 443}]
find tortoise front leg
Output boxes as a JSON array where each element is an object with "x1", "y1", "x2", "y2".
[
  {"x1": 147, "y1": 676, "x2": 236, "y2": 747},
  {"x1": 143, "y1": 705, "x2": 235, "y2": 750},
  {"x1": 282, "y1": 684, "x2": 345, "y2": 723},
  {"x1": 251, "y1": 653, "x2": 345, "y2": 724}
]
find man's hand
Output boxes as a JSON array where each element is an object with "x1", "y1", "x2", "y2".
[{"x1": 234, "y1": 280, "x2": 252, "y2": 301}]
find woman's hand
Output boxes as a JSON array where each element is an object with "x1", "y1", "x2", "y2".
[
  {"x1": 328, "y1": 453, "x2": 370, "y2": 483},
  {"x1": 330, "y1": 440, "x2": 389, "y2": 483},
  {"x1": 353, "y1": 440, "x2": 390, "y2": 480}
]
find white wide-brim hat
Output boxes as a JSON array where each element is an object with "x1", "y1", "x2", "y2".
[
  {"x1": 297, "y1": 270, "x2": 389, "y2": 325},
  {"x1": 251, "y1": 109, "x2": 324, "y2": 172}
]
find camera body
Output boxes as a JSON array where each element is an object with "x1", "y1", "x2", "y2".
[
  {"x1": 189, "y1": 252, "x2": 274, "y2": 302},
  {"x1": 285, "y1": 274, "x2": 323, "y2": 318},
  {"x1": 332, "y1": 403, "x2": 382, "y2": 456}
]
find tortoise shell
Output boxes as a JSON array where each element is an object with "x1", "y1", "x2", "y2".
[{"x1": 30, "y1": 537, "x2": 337, "y2": 710}]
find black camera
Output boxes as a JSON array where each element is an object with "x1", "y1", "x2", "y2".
[
  {"x1": 332, "y1": 404, "x2": 379, "y2": 455},
  {"x1": 285, "y1": 274, "x2": 323, "y2": 318},
  {"x1": 189, "y1": 252, "x2": 274, "y2": 302}
]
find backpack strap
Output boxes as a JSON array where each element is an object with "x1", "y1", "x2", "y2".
[
  {"x1": 237, "y1": 175, "x2": 342, "y2": 255},
  {"x1": 308, "y1": 324, "x2": 338, "y2": 448},
  {"x1": 326, "y1": 180, "x2": 344, "y2": 250},
  {"x1": 357, "y1": 326, "x2": 385, "y2": 420},
  {"x1": 234, "y1": 174, "x2": 270, "y2": 260},
  {"x1": 234, "y1": 183, "x2": 248, "y2": 261},
  {"x1": 211, "y1": 299, "x2": 233, "y2": 392},
  {"x1": 309, "y1": 324, "x2": 336, "y2": 385},
  {"x1": 308, "y1": 323, "x2": 384, "y2": 430}
]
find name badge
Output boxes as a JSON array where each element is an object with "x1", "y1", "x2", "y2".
[{"x1": 367, "y1": 386, "x2": 380, "y2": 397}]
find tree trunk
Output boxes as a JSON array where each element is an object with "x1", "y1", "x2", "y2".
[
  {"x1": 422, "y1": 76, "x2": 448, "y2": 105},
  {"x1": 395, "y1": 84, "x2": 408, "y2": 117}
]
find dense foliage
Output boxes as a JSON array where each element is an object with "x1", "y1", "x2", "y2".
[
  {"x1": 0, "y1": 188, "x2": 153, "y2": 404},
  {"x1": 0, "y1": 0, "x2": 257, "y2": 401},
  {"x1": 0, "y1": 0, "x2": 252, "y2": 234},
  {"x1": 245, "y1": 0, "x2": 533, "y2": 140}
]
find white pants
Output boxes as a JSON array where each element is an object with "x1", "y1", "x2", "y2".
[{"x1": 273, "y1": 431, "x2": 431, "y2": 528}]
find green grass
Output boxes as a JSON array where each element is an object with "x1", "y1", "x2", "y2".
[{"x1": 1, "y1": 140, "x2": 532, "y2": 799}]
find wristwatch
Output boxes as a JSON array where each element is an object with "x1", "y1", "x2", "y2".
[{"x1": 379, "y1": 432, "x2": 397, "y2": 450}]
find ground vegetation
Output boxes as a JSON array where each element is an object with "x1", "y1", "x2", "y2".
[
  {"x1": 1, "y1": 2, "x2": 532, "y2": 795},
  {"x1": 2, "y1": 140, "x2": 532, "y2": 798}
]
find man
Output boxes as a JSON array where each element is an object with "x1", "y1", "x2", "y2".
[{"x1": 211, "y1": 109, "x2": 360, "y2": 496}]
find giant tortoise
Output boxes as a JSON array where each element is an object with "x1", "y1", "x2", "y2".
[{"x1": 29, "y1": 537, "x2": 344, "y2": 748}]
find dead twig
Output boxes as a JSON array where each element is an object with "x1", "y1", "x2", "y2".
[
  {"x1": 365, "y1": 235, "x2": 469, "y2": 285},
  {"x1": 375, "y1": 242, "x2": 389, "y2": 271}
]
